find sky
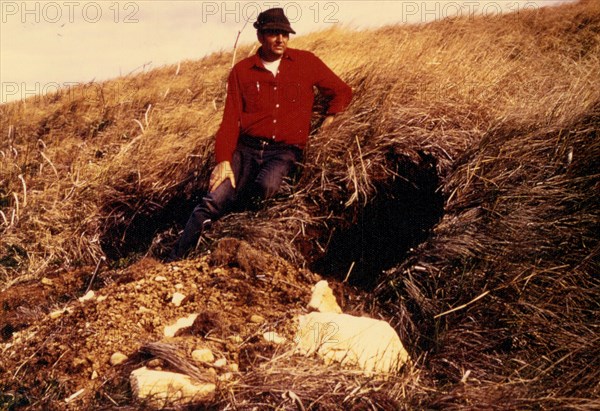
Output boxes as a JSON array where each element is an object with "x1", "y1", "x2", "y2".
[{"x1": 0, "y1": 0, "x2": 575, "y2": 103}]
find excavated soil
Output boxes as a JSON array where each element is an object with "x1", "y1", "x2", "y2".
[{"x1": 0, "y1": 238, "x2": 366, "y2": 410}]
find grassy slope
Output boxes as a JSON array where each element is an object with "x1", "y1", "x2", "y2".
[
  {"x1": 1, "y1": 0, "x2": 599, "y2": 408},
  {"x1": 1, "y1": 1, "x2": 598, "y2": 278}
]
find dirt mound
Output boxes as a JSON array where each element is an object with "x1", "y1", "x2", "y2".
[{"x1": 1, "y1": 239, "x2": 347, "y2": 409}]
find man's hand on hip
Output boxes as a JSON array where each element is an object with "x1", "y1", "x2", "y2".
[{"x1": 209, "y1": 161, "x2": 236, "y2": 192}]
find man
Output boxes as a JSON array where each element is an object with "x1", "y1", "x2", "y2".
[{"x1": 170, "y1": 8, "x2": 352, "y2": 260}]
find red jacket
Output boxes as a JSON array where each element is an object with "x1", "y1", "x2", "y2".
[{"x1": 215, "y1": 48, "x2": 353, "y2": 163}]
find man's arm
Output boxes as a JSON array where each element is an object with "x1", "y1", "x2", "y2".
[
  {"x1": 310, "y1": 53, "x2": 353, "y2": 116},
  {"x1": 212, "y1": 68, "x2": 243, "y2": 192},
  {"x1": 214, "y1": 69, "x2": 242, "y2": 165}
]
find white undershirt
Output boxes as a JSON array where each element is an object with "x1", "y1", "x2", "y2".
[{"x1": 261, "y1": 58, "x2": 281, "y2": 77}]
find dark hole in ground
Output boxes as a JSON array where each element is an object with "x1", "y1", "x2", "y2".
[
  {"x1": 310, "y1": 151, "x2": 444, "y2": 290},
  {"x1": 99, "y1": 190, "x2": 269, "y2": 262},
  {"x1": 99, "y1": 192, "x2": 202, "y2": 262},
  {"x1": 99, "y1": 150, "x2": 444, "y2": 283}
]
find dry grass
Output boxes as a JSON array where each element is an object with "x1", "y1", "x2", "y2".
[{"x1": 1, "y1": 0, "x2": 599, "y2": 408}]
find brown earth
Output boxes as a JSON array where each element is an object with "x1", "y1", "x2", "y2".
[{"x1": 0, "y1": 238, "x2": 368, "y2": 410}]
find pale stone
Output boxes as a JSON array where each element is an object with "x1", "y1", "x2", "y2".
[
  {"x1": 41, "y1": 277, "x2": 54, "y2": 286},
  {"x1": 213, "y1": 358, "x2": 227, "y2": 368},
  {"x1": 110, "y1": 352, "x2": 128, "y2": 366},
  {"x1": 164, "y1": 314, "x2": 198, "y2": 337},
  {"x1": 154, "y1": 275, "x2": 167, "y2": 282},
  {"x1": 96, "y1": 295, "x2": 107, "y2": 302},
  {"x1": 192, "y1": 349, "x2": 214, "y2": 363},
  {"x1": 249, "y1": 314, "x2": 265, "y2": 324},
  {"x1": 49, "y1": 309, "x2": 65, "y2": 319},
  {"x1": 130, "y1": 367, "x2": 216, "y2": 408},
  {"x1": 91, "y1": 371, "x2": 98, "y2": 380},
  {"x1": 308, "y1": 280, "x2": 342, "y2": 314},
  {"x1": 228, "y1": 335, "x2": 243, "y2": 343},
  {"x1": 263, "y1": 331, "x2": 286, "y2": 345},
  {"x1": 228, "y1": 363, "x2": 239, "y2": 372},
  {"x1": 295, "y1": 312, "x2": 409, "y2": 375},
  {"x1": 218, "y1": 372, "x2": 233, "y2": 381},
  {"x1": 175, "y1": 283, "x2": 184, "y2": 290},
  {"x1": 64, "y1": 388, "x2": 85, "y2": 404},
  {"x1": 171, "y1": 292, "x2": 186, "y2": 307},
  {"x1": 78, "y1": 290, "x2": 95, "y2": 303},
  {"x1": 49, "y1": 307, "x2": 71, "y2": 319}
]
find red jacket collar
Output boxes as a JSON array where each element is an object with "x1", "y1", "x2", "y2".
[{"x1": 251, "y1": 47, "x2": 296, "y2": 69}]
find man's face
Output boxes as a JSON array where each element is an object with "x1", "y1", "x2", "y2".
[{"x1": 258, "y1": 29, "x2": 290, "y2": 61}]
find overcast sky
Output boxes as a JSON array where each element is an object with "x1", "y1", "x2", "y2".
[{"x1": 1, "y1": 0, "x2": 575, "y2": 103}]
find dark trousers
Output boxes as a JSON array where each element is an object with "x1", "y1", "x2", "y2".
[{"x1": 170, "y1": 137, "x2": 302, "y2": 260}]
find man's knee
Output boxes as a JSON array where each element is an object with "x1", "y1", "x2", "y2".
[
  {"x1": 255, "y1": 157, "x2": 296, "y2": 199},
  {"x1": 202, "y1": 180, "x2": 236, "y2": 215}
]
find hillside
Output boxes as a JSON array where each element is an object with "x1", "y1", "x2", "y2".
[{"x1": 1, "y1": 0, "x2": 599, "y2": 409}]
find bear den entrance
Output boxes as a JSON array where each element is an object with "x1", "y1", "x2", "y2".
[{"x1": 310, "y1": 150, "x2": 444, "y2": 290}]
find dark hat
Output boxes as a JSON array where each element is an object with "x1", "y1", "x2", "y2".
[{"x1": 253, "y1": 8, "x2": 296, "y2": 34}]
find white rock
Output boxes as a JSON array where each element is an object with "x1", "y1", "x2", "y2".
[
  {"x1": 49, "y1": 309, "x2": 66, "y2": 319},
  {"x1": 130, "y1": 367, "x2": 215, "y2": 408},
  {"x1": 49, "y1": 307, "x2": 71, "y2": 319},
  {"x1": 218, "y1": 372, "x2": 233, "y2": 381},
  {"x1": 154, "y1": 275, "x2": 167, "y2": 282},
  {"x1": 171, "y1": 292, "x2": 186, "y2": 307},
  {"x1": 164, "y1": 314, "x2": 198, "y2": 337},
  {"x1": 175, "y1": 283, "x2": 184, "y2": 290},
  {"x1": 78, "y1": 290, "x2": 95, "y2": 303},
  {"x1": 110, "y1": 352, "x2": 128, "y2": 366},
  {"x1": 96, "y1": 295, "x2": 107, "y2": 302},
  {"x1": 213, "y1": 358, "x2": 227, "y2": 368},
  {"x1": 192, "y1": 348, "x2": 214, "y2": 363},
  {"x1": 228, "y1": 335, "x2": 243, "y2": 343},
  {"x1": 64, "y1": 388, "x2": 85, "y2": 404},
  {"x1": 295, "y1": 312, "x2": 409, "y2": 375},
  {"x1": 308, "y1": 280, "x2": 342, "y2": 314},
  {"x1": 263, "y1": 331, "x2": 286, "y2": 345}
]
